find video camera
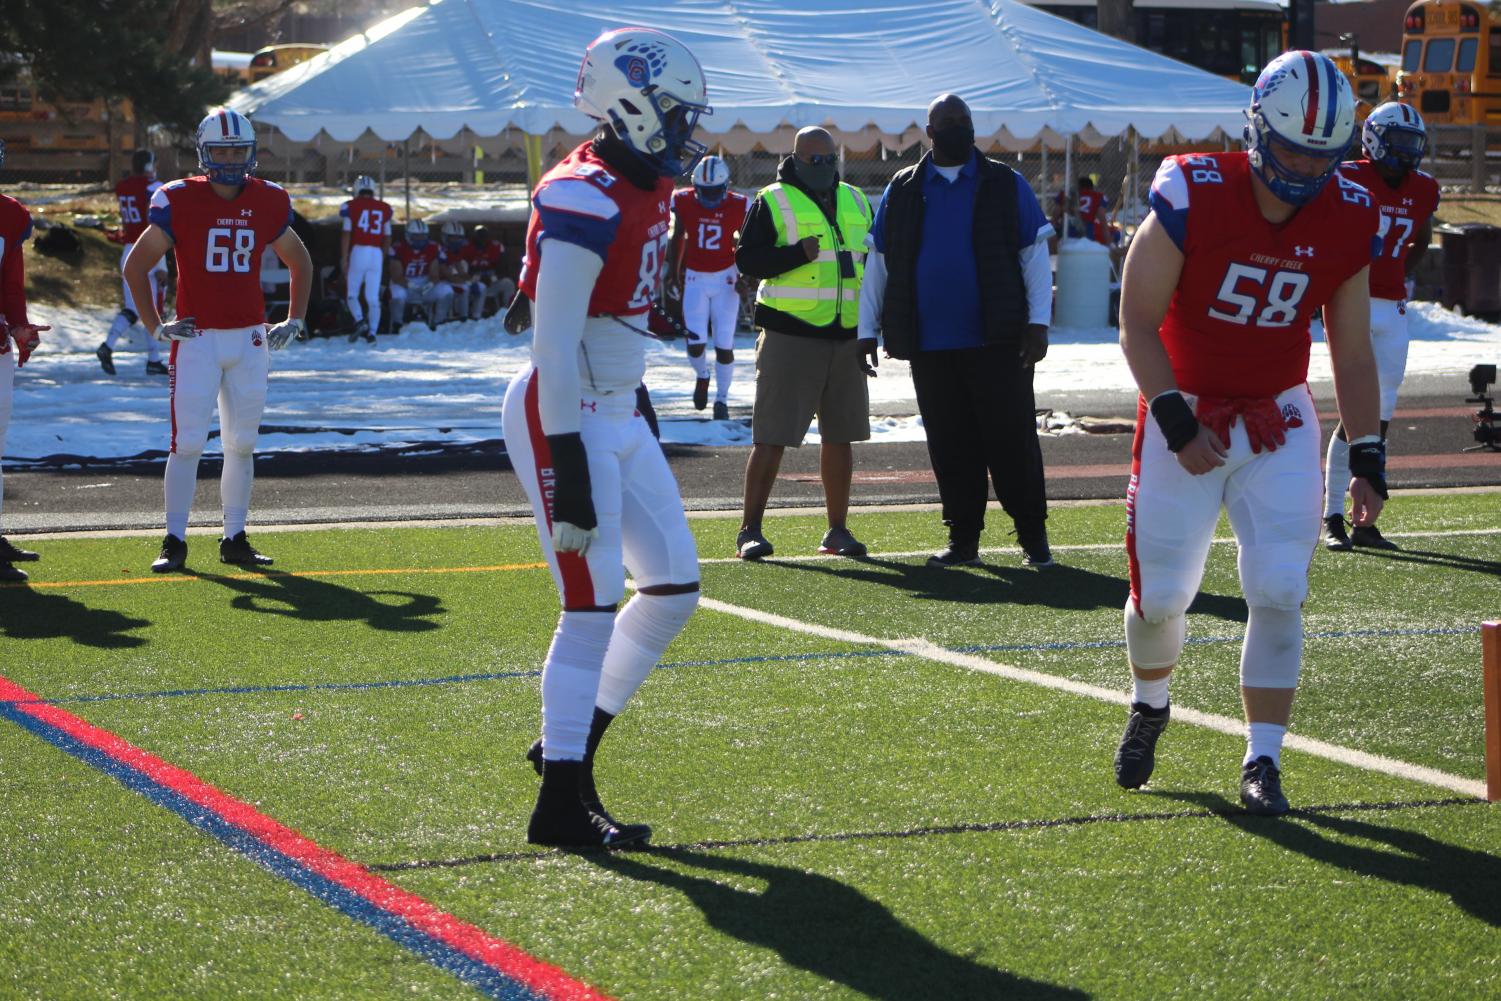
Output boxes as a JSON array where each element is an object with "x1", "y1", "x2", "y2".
[{"x1": 1467, "y1": 364, "x2": 1498, "y2": 452}]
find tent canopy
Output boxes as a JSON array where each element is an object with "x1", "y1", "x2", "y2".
[{"x1": 230, "y1": 0, "x2": 1252, "y2": 149}]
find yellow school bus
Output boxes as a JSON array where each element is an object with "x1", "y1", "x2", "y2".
[{"x1": 1397, "y1": 0, "x2": 1501, "y2": 125}]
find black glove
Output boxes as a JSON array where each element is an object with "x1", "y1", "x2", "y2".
[
  {"x1": 503, "y1": 291, "x2": 532, "y2": 335},
  {"x1": 1349, "y1": 439, "x2": 1390, "y2": 499},
  {"x1": 1149, "y1": 391, "x2": 1200, "y2": 453},
  {"x1": 544, "y1": 432, "x2": 597, "y2": 531}
]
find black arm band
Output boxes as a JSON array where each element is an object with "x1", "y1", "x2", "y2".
[
  {"x1": 543, "y1": 432, "x2": 597, "y2": 529},
  {"x1": 1149, "y1": 391, "x2": 1200, "y2": 453},
  {"x1": 1348, "y1": 440, "x2": 1390, "y2": 499}
]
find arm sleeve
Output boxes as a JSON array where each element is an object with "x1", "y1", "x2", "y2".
[
  {"x1": 858, "y1": 249, "x2": 887, "y2": 341},
  {"x1": 147, "y1": 185, "x2": 174, "y2": 243},
  {"x1": 530, "y1": 239, "x2": 606, "y2": 436},
  {"x1": 1020, "y1": 235, "x2": 1052, "y2": 327},
  {"x1": 1147, "y1": 158, "x2": 1189, "y2": 252},
  {"x1": 532, "y1": 178, "x2": 620, "y2": 261},
  {"x1": 734, "y1": 197, "x2": 812, "y2": 279},
  {"x1": 1, "y1": 212, "x2": 30, "y2": 327}
]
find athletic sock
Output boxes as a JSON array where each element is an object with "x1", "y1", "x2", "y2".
[
  {"x1": 714, "y1": 361, "x2": 734, "y2": 403},
  {"x1": 1244, "y1": 722, "x2": 1287, "y2": 768},
  {"x1": 689, "y1": 351, "x2": 710, "y2": 379},
  {"x1": 1324, "y1": 435, "x2": 1350, "y2": 519},
  {"x1": 540, "y1": 610, "x2": 615, "y2": 760},
  {"x1": 163, "y1": 453, "x2": 200, "y2": 539},
  {"x1": 1132, "y1": 675, "x2": 1171, "y2": 710}
]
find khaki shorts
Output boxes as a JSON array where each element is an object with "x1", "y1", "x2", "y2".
[{"x1": 751, "y1": 329, "x2": 871, "y2": 446}]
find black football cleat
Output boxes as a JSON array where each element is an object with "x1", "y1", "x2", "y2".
[
  {"x1": 151, "y1": 534, "x2": 187, "y2": 573},
  {"x1": 1114, "y1": 701, "x2": 1170, "y2": 789},
  {"x1": 927, "y1": 541, "x2": 981, "y2": 568},
  {"x1": 1240, "y1": 756, "x2": 1291, "y2": 816},
  {"x1": 1351, "y1": 524, "x2": 1399, "y2": 551},
  {"x1": 525, "y1": 738, "x2": 543, "y2": 775},
  {"x1": 692, "y1": 376, "x2": 710, "y2": 411},
  {"x1": 0, "y1": 536, "x2": 39, "y2": 563},
  {"x1": 527, "y1": 760, "x2": 650, "y2": 849},
  {"x1": 96, "y1": 342, "x2": 116, "y2": 375},
  {"x1": 0, "y1": 562, "x2": 28, "y2": 583},
  {"x1": 220, "y1": 531, "x2": 273, "y2": 566},
  {"x1": 1323, "y1": 515, "x2": 1352, "y2": 551},
  {"x1": 712, "y1": 400, "x2": 730, "y2": 422},
  {"x1": 145, "y1": 359, "x2": 169, "y2": 376}
]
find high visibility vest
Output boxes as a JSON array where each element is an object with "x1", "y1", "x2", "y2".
[{"x1": 755, "y1": 181, "x2": 873, "y2": 328}]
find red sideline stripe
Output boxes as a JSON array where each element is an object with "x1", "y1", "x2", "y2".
[
  {"x1": 1302, "y1": 52, "x2": 1321, "y2": 137},
  {"x1": 523, "y1": 369, "x2": 595, "y2": 606},
  {"x1": 0, "y1": 674, "x2": 611, "y2": 1001},
  {"x1": 1125, "y1": 395, "x2": 1147, "y2": 617}
]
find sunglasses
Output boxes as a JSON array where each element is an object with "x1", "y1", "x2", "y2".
[{"x1": 798, "y1": 153, "x2": 838, "y2": 166}]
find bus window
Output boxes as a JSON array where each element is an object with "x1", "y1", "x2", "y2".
[
  {"x1": 1492, "y1": 34, "x2": 1501, "y2": 75},
  {"x1": 1458, "y1": 37, "x2": 1478, "y2": 73},
  {"x1": 1423, "y1": 37, "x2": 1455, "y2": 71},
  {"x1": 1403, "y1": 39, "x2": 1423, "y2": 72}
]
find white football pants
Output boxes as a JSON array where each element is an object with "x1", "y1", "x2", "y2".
[
  {"x1": 683, "y1": 266, "x2": 740, "y2": 352},
  {"x1": 345, "y1": 244, "x2": 384, "y2": 333}
]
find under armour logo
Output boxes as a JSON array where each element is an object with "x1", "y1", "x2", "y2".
[
  {"x1": 580, "y1": 400, "x2": 598, "y2": 412},
  {"x1": 1402, "y1": 198, "x2": 1414, "y2": 206},
  {"x1": 241, "y1": 209, "x2": 253, "y2": 217},
  {"x1": 1294, "y1": 245, "x2": 1314, "y2": 257}
]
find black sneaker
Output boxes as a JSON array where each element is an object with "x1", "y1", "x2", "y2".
[
  {"x1": 96, "y1": 342, "x2": 116, "y2": 375},
  {"x1": 712, "y1": 400, "x2": 729, "y2": 421},
  {"x1": 1324, "y1": 515, "x2": 1352, "y2": 551},
  {"x1": 1240, "y1": 756, "x2": 1291, "y2": 816},
  {"x1": 692, "y1": 376, "x2": 710, "y2": 411},
  {"x1": 145, "y1": 359, "x2": 169, "y2": 375},
  {"x1": 1114, "y1": 701, "x2": 1170, "y2": 789},
  {"x1": 1017, "y1": 524, "x2": 1054, "y2": 567},
  {"x1": 220, "y1": 531, "x2": 273, "y2": 566},
  {"x1": 151, "y1": 534, "x2": 187, "y2": 573},
  {"x1": 818, "y1": 526, "x2": 867, "y2": 558},
  {"x1": 527, "y1": 761, "x2": 650, "y2": 849},
  {"x1": 736, "y1": 528, "x2": 773, "y2": 560},
  {"x1": 1351, "y1": 524, "x2": 1398, "y2": 551},
  {"x1": 926, "y1": 542, "x2": 981, "y2": 568},
  {"x1": 0, "y1": 536, "x2": 39, "y2": 562},
  {"x1": 0, "y1": 562, "x2": 27, "y2": 582}
]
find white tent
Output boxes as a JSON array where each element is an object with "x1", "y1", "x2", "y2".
[{"x1": 229, "y1": 0, "x2": 1252, "y2": 152}]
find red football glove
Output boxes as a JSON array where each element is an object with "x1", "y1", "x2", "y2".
[
  {"x1": 1194, "y1": 397, "x2": 1288, "y2": 454},
  {"x1": 8, "y1": 322, "x2": 47, "y2": 368}
]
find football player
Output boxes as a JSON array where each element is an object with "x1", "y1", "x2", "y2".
[
  {"x1": 99, "y1": 149, "x2": 168, "y2": 376},
  {"x1": 502, "y1": 27, "x2": 710, "y2": 848},
  {"x1": 0, "y1": 138, "x2": 50, "y2": 582},
  {"x1": 457, "y1": 225, "x2": 511, "y2": 320},
  {"x1": 1114, "y1": 51, "x2": 1386, "y2": 815},
  {"x1": 387, "y1": 219, "x2": 451, "y2": 331},
  {"x1": 123, "y1": 108, "x2": 312, "y2": 573},
  {"x1": 438, "y1": 221, "x2": 470, "y2": 322},
  {"x1": 1323, "y1": 103, "x2": 1438, "y2": 552},
  {"x1": 339, "y1": 174, "x2": 392, "y2": 343},
  {"x1": 668, "y1": 154, "x2": 748, "y2": 420}
]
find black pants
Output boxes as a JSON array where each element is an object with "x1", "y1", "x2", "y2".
[{"x1": 909, "y1": 343, "x2": 1047, "y2": 540}]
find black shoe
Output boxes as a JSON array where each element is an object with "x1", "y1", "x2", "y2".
[
  {"x1": 0, "y1": 536, "x2": 39, "y2": 562},
  {"x1": 527, "y1": 760, "x2": 650, "y2": 849},
  {"x1": 736, "y1": 528, "x2": 773, "y2": 560},
  {"x1": 1017, "y1": 524, "x2": 1054, "y2": 567},
  {"x1": 1114, "y1": 701, "x2": 1170, "y2": 789},
  {"x1": 0, "y1": 562, "x2": 27, "y2": 582},
  {"x1": 96, "y1": 343, "x2": 116, "y2": 375},
  {"x1": 220, "y1": 531, "x2": 273, "y2": 566},
  {"x1": 525, "y1": 738, "x2": 543, "y2": 775},
  {"x1": 1351, "y1": 524, "x2": 1398, "y2": 551},
  {"x1": 1240, "y1": 756, "x2": 1291, "y2": 816},
  {"x1": 145, "y1": 359, "x2": 169, "y2": 376},
  {"x1": 692, "y1": 377, "x2": 709, "y2": 411},
  {"x1": 712, "y1": 400, "x2": 729, "y2": 422},
  {"x1": 927, "y1": 541, "x2": 981, "y2": 568},
  {"x1": 151, "y1": 534, "x2": 187, "y2": 573},
  {"x1": 1324, "y1": 515, "x2": 1352, "y2": 551},
  {"x1": 818, "y1": 526, "x2": 867, "y2": 558}
]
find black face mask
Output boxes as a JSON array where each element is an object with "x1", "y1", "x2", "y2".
[
  {"x1": 796, "y1": 159, "x2": 837, "y2": 193},
  {"x1": 931, "y1": 123, "x2": 975, "y2": 162}
]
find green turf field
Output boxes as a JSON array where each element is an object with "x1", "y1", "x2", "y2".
[{"x1": 2, "y1": 495, "x2": 1499, "y2": 1000}]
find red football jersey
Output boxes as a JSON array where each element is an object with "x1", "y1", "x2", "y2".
[
  {"x1": 459, "y1": 241, "x2": 504, "y2": 273},
  {"x1": 341, "y1": 196, "x2": 394, "y2": 249},
  {"x1": 672, "y1": 188, "x2": 748, "y2": 273},
  {"x1": 519, "y1": 141, "x2": 673, "y2": 317},
  {"x1": 148, "y1": 176, "x2": 292, "y2": 330},
  {"x1": 391, "y1": 241, "x2": 442, "y2": 280},
  {"x1": 0, "y1": 193, "x2": 33, "y2": 335},
  {"x1": 1076, "y1": 189, "x2": 1107, "y2": 224},
  {"x1": 1337, "y1": 160, "x2": 1439, "y2": 301},
  {"x1": 116, "y1": 174, "x2": 161, "y2": 244},
  {"x1": 1148, "y1": 152, "x2": 1379, "y2": 398}
]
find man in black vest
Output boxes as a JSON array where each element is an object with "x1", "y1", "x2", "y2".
[{"x1": 860, "y1": 94, "x2": 1055, "y2": 567}]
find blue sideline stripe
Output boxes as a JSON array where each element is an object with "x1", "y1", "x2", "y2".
[
  {"x1": 3, "y1": 626, "x2": 1476, "y2": 709},
  {"x1": 0, "y1": 702, "x2": 549, "y2": 1001}
]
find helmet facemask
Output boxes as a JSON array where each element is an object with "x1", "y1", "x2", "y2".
[
  {"x1": 1247, "y1": 116, "x2": 1350, "y2": 205},
  {"x1": 1368, "y1": 124, "x2": 1428, "y2": 174},
  {"x1": 610, "y1": 88, "x2": 709, "y2": 178}
]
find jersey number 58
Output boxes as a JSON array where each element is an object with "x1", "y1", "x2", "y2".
[{"x1": 1207, "y1": 263, "x2": 1310, "y2": 328}]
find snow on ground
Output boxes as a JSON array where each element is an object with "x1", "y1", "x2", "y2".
[{"x1": 6, "y1": 301, "x2": 1498, "y2": 464}]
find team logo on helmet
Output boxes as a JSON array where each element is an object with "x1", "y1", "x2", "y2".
[{"x1": 614, "y1": 40, "x2": 667, "y2": 87}]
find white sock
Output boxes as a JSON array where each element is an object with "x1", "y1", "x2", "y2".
[
  {"x1": 145, "y1": 338, "x2": 160, "y2": 363},
  {"x1": 540, "y1": 610, "x2": 615, "y2": 760},
  {"x1": 164, "y1": 452, "x2": 200, "y2": 539},
  {"x1": 596, "y1": 591, "x2": 698, "y2": 714},
  {"x1": 1324, "y1": 435, "x2": 1350, "y2": 519},
  {"x1": 369, "y1": 299, "x2": 382, "y2": 334},
  {"x1": 1131, "y1": 675, "x2": 1170, "y2": 710},
  {"x1": 1244, "y1": 722, "x2": 1288, "y2": 768},
  {"x1": 715, "y1": 361, "x2": 734, "y2": 403},
  {"x1": 221, "y1": 450, "x2": 254, "y2": 536},
  {"x1": 689, "y1": 351, "x2": 710, "y2": 380},
  {"x1": 105, "y1": 312, "x2": 132, "y2": 349}
]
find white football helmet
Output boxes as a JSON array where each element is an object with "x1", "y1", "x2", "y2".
[
  {"x1": 1363, "y1": 102, "x2": 1428, "y2": 173},
  {"x1": 406, "y1": 218, "x2": 430, "y2": 246},
  {"x1": 1244, "y1": 51, "x2": 1355, "y2": 205},
  {"x1": 197, "y1": 108, "x2": 257, "y2": 185},
  {"x1": 440, "y1": 220, "x2": 465, "y2": 247},
  {"x1": 353, "y1": 174, "x2": 377, "y2": 197},
  {"x1": 691, "y1": 154, "x2": 730, "y2": 207},
  {"x1": 574, "y1": 27, "x2": 711, "y2": 177}
]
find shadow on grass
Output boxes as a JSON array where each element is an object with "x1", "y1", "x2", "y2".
[
  {"x1": 774, "y1": 556, "x2": 1248, "y2": 624},
  {"x1": 1153, "y1": 790, "x2": 1501, "y2": 928},
  {"x1": 589, "y1": 847, "x2": 1089, "y2": 1000},
  {"x1": 1349, "y1": 545, "x2": 1501, "y2": 578},
  {"x1": 0, "y1": 586, "x2": 149, "y2": 648},
  {"x1": 196, "y1": 569, "x2": 444, "y2": 632}
]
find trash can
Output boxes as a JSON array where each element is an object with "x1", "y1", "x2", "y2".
[
  {"x1": 1054, "y1": 238, "x2": 1111, "y2": 329},
  {"x1": 1439, "y1": 223, "x2": 1501, "y2": 318}
]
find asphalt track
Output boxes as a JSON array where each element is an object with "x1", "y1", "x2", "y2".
[{"x1": 3, "y1": 385, "x2": 1497, "y2": 537}]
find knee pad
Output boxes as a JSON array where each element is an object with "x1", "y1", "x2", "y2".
[
  {"x1": 1133, "y1": 579, "x2": 1196, "y2": 625},
  {"x1": 622, "y1": 588, "x2": 699, "y2": 650},
  {"x1": 1240, "y1": 550, "x2": 1310, "y2": 611},
  {"x1": 715, "y1": 348, "x2": 735, "y2": 365},
  {"x1": 687, "y1": 342, "x2": 706, "y2": 358},
  {"x1": 1239, "y1": 605, "x2": 1303, "y2": 688},
  {"x1": 1124, "y1": 603, "x2": 1186, "y2": 670}
]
